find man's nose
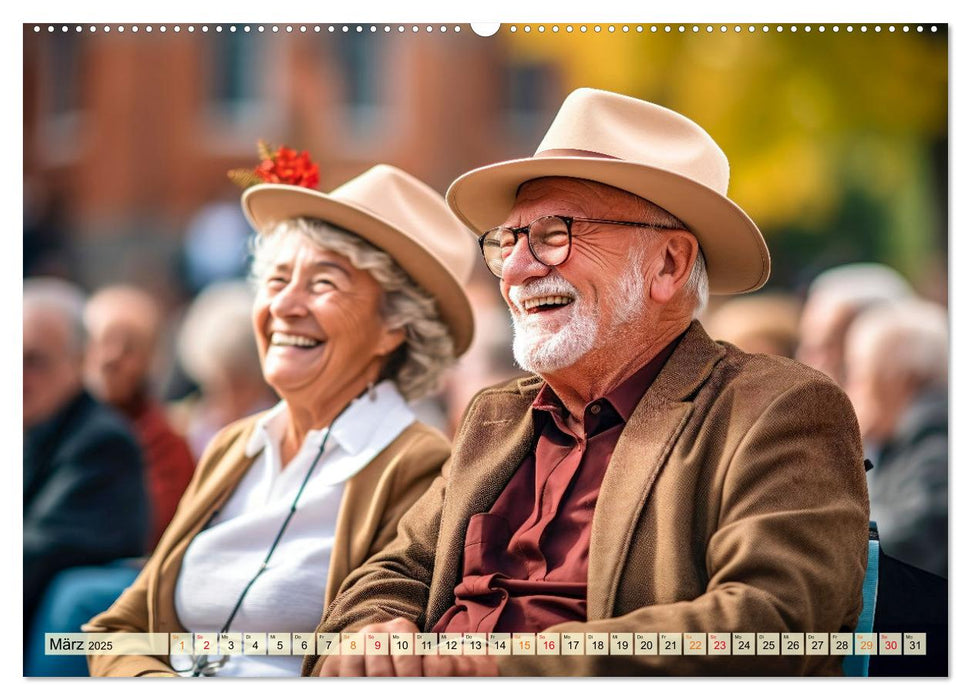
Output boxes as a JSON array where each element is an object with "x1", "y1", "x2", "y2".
[
  {"x1": 102, "y1": 339, "x2": 128, "y2": 365},
  {"x1": 501, "y1": 233, "x2": 550, "y2": 287}
]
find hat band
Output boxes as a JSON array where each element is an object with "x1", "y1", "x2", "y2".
[{"x1": 534, "y1": 148, "x2": 621, "y2": 160}]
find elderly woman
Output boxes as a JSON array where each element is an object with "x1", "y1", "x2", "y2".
[{"x1": 86, "y1": 164, "x2": 475, "y2": 677}]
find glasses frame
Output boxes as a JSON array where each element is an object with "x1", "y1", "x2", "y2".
[{"x1": 477, "y1": 215, "x2": 682, "y2": 278}]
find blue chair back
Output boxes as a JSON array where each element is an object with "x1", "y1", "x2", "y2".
[{"x1": 843, "y1": 522, "x2": 880, "y2": 677}]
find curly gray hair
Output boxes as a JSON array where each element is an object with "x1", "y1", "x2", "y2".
[{"x1": 250, "y1": 218, "x2": 456, "y2": 401}]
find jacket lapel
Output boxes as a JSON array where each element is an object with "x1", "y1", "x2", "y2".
[
  {"x1": 174, "y1": 437, "x2": 259, "y2": 540},
  {"x1": 325, "y1": 441, "x2": 393, "y2": 607},
  {"x1": 426, "y1": 378, "x2": 540, "y2": 627},
  {"x1": 588, "y1": 321, "x2": 725, "y2": 618},
  {"x1": 151, "y1": 424, "x2": 260, "y2": 632}
]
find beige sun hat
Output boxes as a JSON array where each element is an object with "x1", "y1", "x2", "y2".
[
  {"x1": 446, "y1": 87, "x2": 770, "y2": 294},
  {"x1": 242, "y1": 164, "x2": 477, "y2": 355}
]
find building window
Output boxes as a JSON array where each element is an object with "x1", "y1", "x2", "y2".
[
  {"x1": 36, "y1": 33, "x2": 84, "y2": 165},
  {"x1": 204, "y1": 31, "x2": 281, "y2": 154},
  {"x1": 332, "y1": 32, "x2": 385, "y2": 142},
  {"x1": 505, "y1": 62, "x2": 558, "y2": 148}
]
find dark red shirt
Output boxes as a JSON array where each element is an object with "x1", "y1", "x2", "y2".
[
  {"x1": 434, "y1": 337, "x2": 681, "y2": 634},
  {"x1": 127, "y1": 399, "x2": 197, "y2": 549}
]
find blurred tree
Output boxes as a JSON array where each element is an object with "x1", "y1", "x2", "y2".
[{"x1": 506, "y1": 26, "x2": 947, "y2": 290}]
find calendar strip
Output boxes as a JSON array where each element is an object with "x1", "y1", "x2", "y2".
[{"x1": 43, "y1": 632, "x2": 929, "y2": 656}]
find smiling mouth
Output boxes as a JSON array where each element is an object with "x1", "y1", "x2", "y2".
[
  {"x1": 522, "y1": 295, "x2": 575, "y2": 314},
  {"x1": 270, "y1": 332, "x2": 324, "y2": 349}
]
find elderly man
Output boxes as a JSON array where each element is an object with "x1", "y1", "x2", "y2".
[
  {"x1": 310, "y1": 88, "x2": 869, "y2": 676},
  {"x1": 23, "y1": 279, "x2": 148, "y2": 649},
  {"x1": 84, "y1": 285, "x2": 195, "y2": 548},
  {"x1": 844, "y1": 299, "x2": 947, "y2": 578},
  {"x1": 797, "y1": 263, "x2": 913, "y2": 386}
]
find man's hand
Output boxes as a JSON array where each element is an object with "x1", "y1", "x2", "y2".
[
  {"x1": 318, "y1": 618, "x2": 422, "y2": 677},
  {"x1": 422, "y1": 654, "x2": 498, "y2": 677},
  {"x1": 317, "y1": 618, "x2": 498, "y2": 677}
]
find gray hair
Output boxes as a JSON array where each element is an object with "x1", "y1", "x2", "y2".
[
  {"x1": 631, "y1": 197, "x2": 709, "y2": 316},
  {"x1": 23, "y1": 277, "x2": 88, "y2": 356},
  {"x1": 685, "y1": 250, "x2": 709, "y2": 317},
  {"x1": 250, "y1": 218, "x2": 455, "y2": 401},
  {"x1": 177, "y1": 280, "x2": 262, "y2": 386},
  {"x1": 848, "y1": 299, "x2": 948, "y2": 389},
  {"x1": 808, "y1": 263, "x2": 913, "y2": 312}
]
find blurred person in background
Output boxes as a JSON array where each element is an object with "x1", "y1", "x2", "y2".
[
  {"x1": 797, "y1": 263, "x2": 913, "y2": 386},
  {"x1": 23, "y1": 278, "x2": 148, "y2": 665},
  {"x1": 26, "y1": 285, "x2": 198, "y2": 676},
  {"x1": 844, "y1": 299, "x2": 948, "y2": 578},
  {"x1": 86, "y1": 162, "x2": 477, "y2": 677},
  {"x1": 168, "y1": 280, "x2": 276, "y2": 459},
  {"x1": 704, "y1": 293, "x2": 801, "y2": 358},
  {"x1": 85, "y1": 285, "x2": 196, "y2": 547}
]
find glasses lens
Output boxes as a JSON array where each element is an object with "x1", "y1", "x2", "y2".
[
  {"x1": 480, "y1": 217, "x2": 571, "y2": 277},
  {"x1": 529, "y1": 216, "x2": 571, "y2": 267},
  {"x1": 481, "y1": 228, "x2": 511, "y2": 277}
]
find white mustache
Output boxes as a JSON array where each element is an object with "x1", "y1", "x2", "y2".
[{"x1": 508, "y1": 274, "x2": 581, "y2": 314}]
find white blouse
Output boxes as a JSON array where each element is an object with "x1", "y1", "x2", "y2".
[{"x1": 171, "y1": 381, "x2": 416, "y2": 677}]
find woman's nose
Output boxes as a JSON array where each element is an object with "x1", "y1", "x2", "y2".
[{"x1": 269, "y1": 281, "x2": 309, "y2": 317}]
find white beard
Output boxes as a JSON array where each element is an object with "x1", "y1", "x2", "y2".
[
  {"x1": 511, "y1": 295, "x2": 598, "y2": 373},
  {"x1": 509, "y1": 249, "x2": 646, "y2": 374}
]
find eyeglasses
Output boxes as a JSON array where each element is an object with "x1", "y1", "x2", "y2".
[{"x1": 477, "y1": 215, "x2": 682, "y2": 278}]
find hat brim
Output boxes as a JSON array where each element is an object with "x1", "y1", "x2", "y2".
[
  {"x1": 242, "y1": 184, "x2": 474, "y2": 355},
  {"x1": 446, "y1": 157, "x2": 770, "y2": 295}
]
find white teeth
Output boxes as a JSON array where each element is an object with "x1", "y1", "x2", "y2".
[
  {"x1": 270, "y1": 332, "x2": 322, "y2": 348},
  {"x1": 522, "y1": 295, "x2": 574, "y2": 311}
]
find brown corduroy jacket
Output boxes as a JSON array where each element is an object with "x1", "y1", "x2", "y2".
[
  {"x1": 306, "y1": 322, "x2": 869, "y2": 676},
  {"x1": 85, "y1": 412, "x2": 450, "y2": 677}
]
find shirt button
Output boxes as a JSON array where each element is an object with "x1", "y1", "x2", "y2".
[{"x1": 590, "y1": 404, "x2": 601, "y2": 415}]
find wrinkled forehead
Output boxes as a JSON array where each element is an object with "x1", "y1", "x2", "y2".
[{"x1": 86, "y1": 298, "x2": 160, "y2": 340}]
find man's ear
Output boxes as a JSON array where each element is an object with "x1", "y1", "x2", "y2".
[{"x1": 649, "y1": 232, "x2": 698, "y2": 305}]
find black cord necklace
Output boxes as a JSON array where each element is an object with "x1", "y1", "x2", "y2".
[{"x1": 189, "y1": 400, "x2": 354, "y2": 677}]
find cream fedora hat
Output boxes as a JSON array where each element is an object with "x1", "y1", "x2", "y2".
[
  {"x1": 242, "y1": 164, "x2": 477, "y2": 355},
  {"x1": 446, "y1": 88, "x2": 769, "y2": 294}
]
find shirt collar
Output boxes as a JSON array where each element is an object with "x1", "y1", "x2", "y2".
[
  {"x1": 244, "y1": 380, "x2": 413, "y2": 459},
  {"x1": 531, "y1": 331, "x2": 684, "y2": 423}
]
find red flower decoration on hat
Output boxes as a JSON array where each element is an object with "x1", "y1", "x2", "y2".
[{"x1": 228, "y1": 140, "x2": 320, "y2": 190}]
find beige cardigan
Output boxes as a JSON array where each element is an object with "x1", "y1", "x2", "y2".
[{"x1": 86, "y1": 413, "x2": 449, "y2": 676}]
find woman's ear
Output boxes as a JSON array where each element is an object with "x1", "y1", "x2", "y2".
[
  {"x1": 376, "y1": 326, "x2": 407, "y2": 357},
  {"x1": 649, "y1": 232, "x2": 698, "y2": 305}
]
